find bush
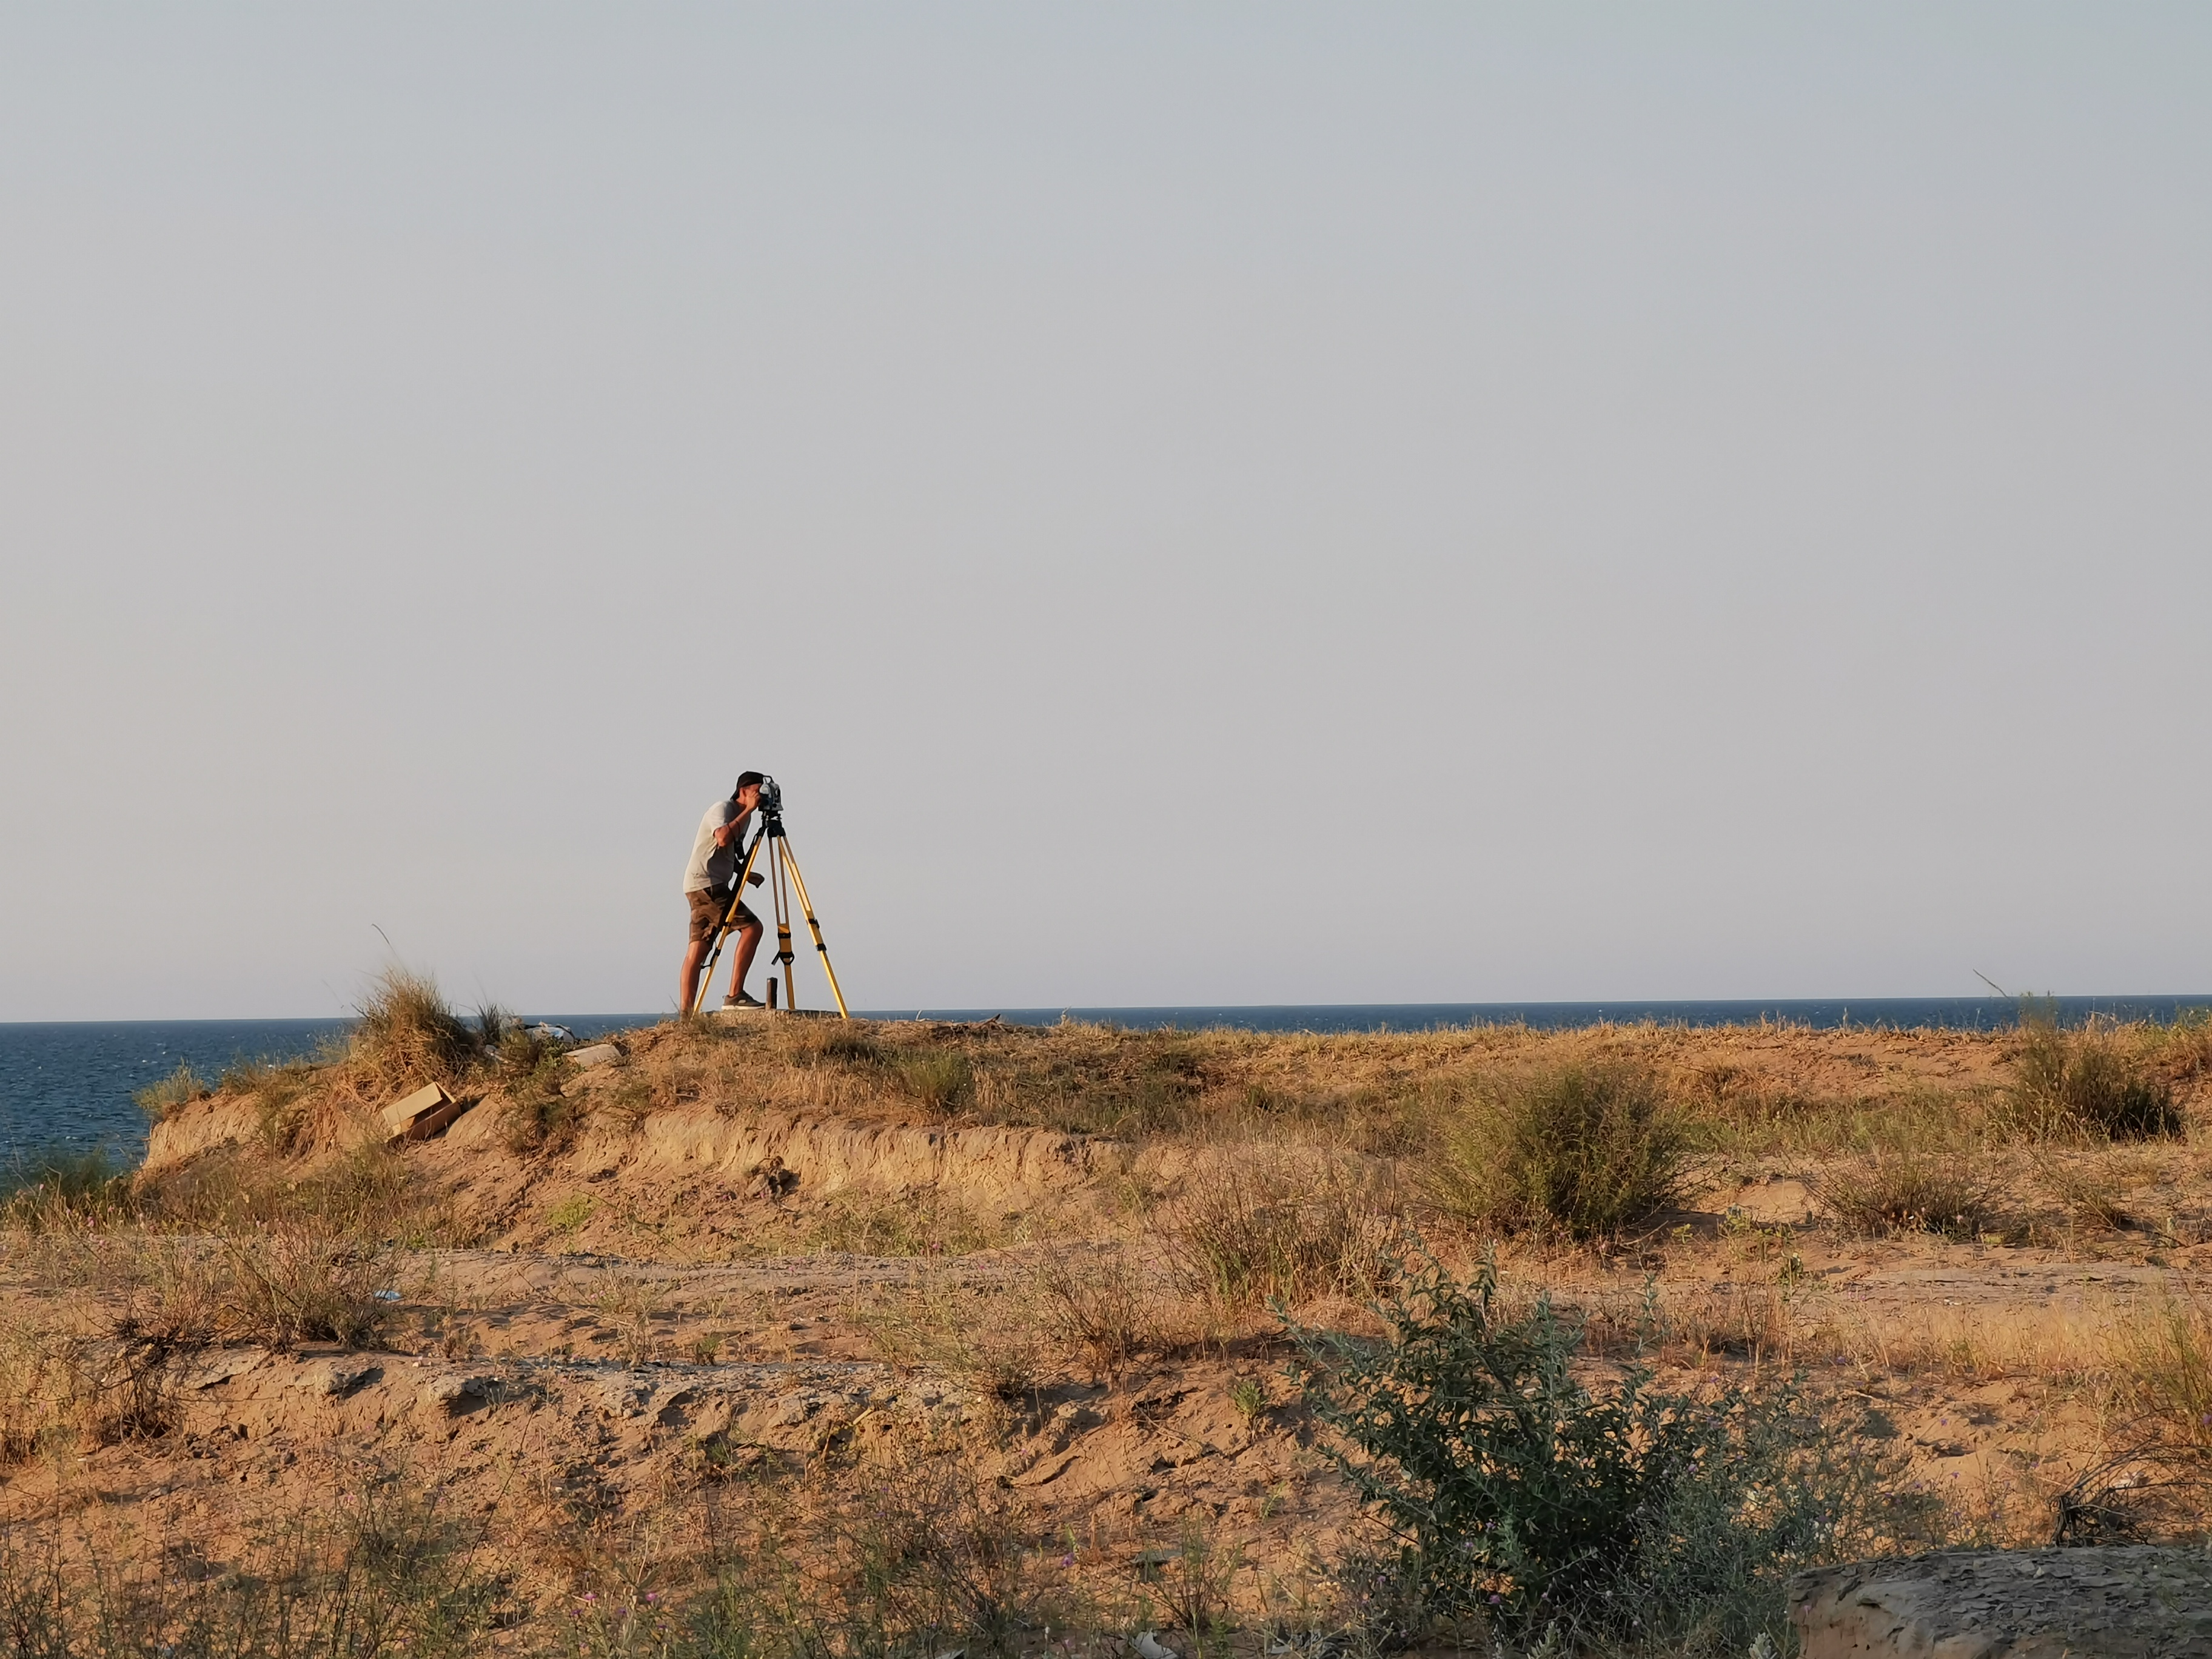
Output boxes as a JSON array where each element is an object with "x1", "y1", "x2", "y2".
[
  {"x1": 132, "y1": 1062, "x2": 208, "y2": 1118},
  {"x1": 1, "y1": 1144, "x2": 133, "y2": 1227},
  {"x1": 898, "y1": 1051, "x2": 973, "y2": 1113},
  {"x1": 1288, "y1": 1250, "x2": 1884, "y2": 1652},
  {"x1": 349, "y1": 967, "x2": 481, "y2": 1097},
  {"x1": 1170, "y1": 1154, "x2": 1396, "y2": 1310},
  {"x1": 210, "y1": 1221, "x2": 391, "y2": 1349},
  {"x1": 1817, "y1": 1150, "x2": 2003, "y2": 1239},
  {"x1": 1035, "y1": 1246, "x2": 1155, "y2": 1378},
  {"x1": 2119, "y1": 1287, "x2": 2212, "y2": 1460},
  {"x1": 2008, "y1": 1017, "x2": 2179, "y2": 1140},
  {"x1": 1426, "y1": 1060, "x2": 1686, "y2": 1239}
]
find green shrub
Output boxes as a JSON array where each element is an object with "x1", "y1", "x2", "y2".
[
  {"x1": 495, "y1": 1023, "x2": 580, "y2": 1153},
  {"x1": 1426, "y1": 1060, "x2": 1686, "y2": 1239},
  {"x1": 897, "y1": 1051, "x2": 973, "y2": 1113},
  {"x1": 2008, "y1": 1016, "x2": 2179, "y2": 1140},
  {"x1": 1289, "y1": 1250, "x2": 1884, "y2": 1652},
  {"x1": 132, "y1": 1062, "x2": 208, "y2": 1118}
]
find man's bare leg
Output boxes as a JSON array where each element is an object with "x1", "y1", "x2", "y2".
[
  {"x1": 727, "y1": 922, "x2": 764, "y2": 1004},
  {"x1": 680, "y1": 937, "x2": 709, "y2": 1015}
]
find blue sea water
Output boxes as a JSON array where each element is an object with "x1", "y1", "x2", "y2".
[
  {"x1": 871, "y1": 995, "x2": 2212, "y2": 1035},
  {"x1": 0, "y1": 1014, "x2": 652, "y2": 1166},
  {"x1": 7, "y1": 996, "x2": 2206, "y2": 1166}
]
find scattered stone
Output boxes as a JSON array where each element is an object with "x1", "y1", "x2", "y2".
[
  {"x1": 184, "y1": 1349, "x2": 269, "y2": 1390},
  {"x1": 568, "y1": 1043, "x2": 622, "y2": 1070},
  {"x1": 421, "y1": 1373, "x2": 502, "y2": 1414},
  {"x1": 1791, "y1": 1547, "x2": 2212, "y2": 1659},
  {"x1": 295, "y1": 1359, "x2": 377, "y2": 1396},
  {"x1": 743, "y1": 1156, "x2": 799, "y2": 1199}
]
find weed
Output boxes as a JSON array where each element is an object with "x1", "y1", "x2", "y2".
[
  {"x1": 2117, "y1": 1286, "x2": 2212, "y2": 1459},
  {"x1": 501, "y1": 1044, "x2": 581, "y2": 1155},
  {"x1": 1425, "y1": 1059, "x2": 1687, "y2": 1240},
  {"x1": 1228, "y1": 1376, "x2": 1267, "y2": 1423},
  {"x1": 2008, "y1": 1016, "x2": 2180, "y2": 1141},
  {"x1": 349, "y1": 967, "x2": 482, "y2": 1098},
  {"x1": 1034, "y1": 1246, "x2": 1155, "y2": 1377},
  {"x1": 899, "y1": 1051, "x2": 974, "y2": 1114},
  {"x1": 851, "y1": 1269, "x2": 1042, "y2": 1401},
  {"x1": 1, "y1": 1144, "x2": 133, "y2": 1227},
  {"x1": 1170, "y1": 1153, "x2": 1396, "y2": 1310},
  {"x1": 548, "y1": 1192, "x2": 595, "y2": 1234},
  {"x1": 1818, "y1": 1151, "x2": 2004, "y2": 1239},
  {"x1": 0, "y1": 1480, "x2": 505, "y2": 1657},
  {"x1": 207, "y1": 1220, "x2": 392, "y2": 1348},
  {"x1": 1288, "y1": 1248, "x2": 1889, "y2": 1652},
  {"x1": 1147, "y1": 1518, "x2": 1241, "y2": 1652},
  {"x1": 132, "y1": 1062, "x2": 208, "y2": 1118},
  {"x1": 804, "y1": 1191, "x2": 997, "y2": 1257},
  {"x1": 2035, "y1": 1151, "x2": 2135, "y2": 1232}
]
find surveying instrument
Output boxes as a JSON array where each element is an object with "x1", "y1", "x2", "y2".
[{"x1": 689, "y1": 776, "x2": 851, "y2": 1019}]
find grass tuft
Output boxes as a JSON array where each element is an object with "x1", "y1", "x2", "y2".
[
  {"x1": 349, "y1": 967, "x2": 482, "y2": 1099},
  {"x1": 1171, "y1": 1152, "x2": 1396, "y2": 1310},
  {"x1": 2007, "y1": 1016, "x2": 2180, "y2": 1141},
  {"x1": 1817, "y1": 1150, "x2": 2004, "y2": 1239},
  {"x1": 898, "y1": 1051, "x2": 973, "y2": 1114},
  {"x1": 1425, "y1": 1059, "x2": 1687, "y2": 1239},
  {"x1": 132, "y1": 1062, "x2": 209, "y2": 1118}
]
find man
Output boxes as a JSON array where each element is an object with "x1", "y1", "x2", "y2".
[{"x1": 680, "y1": 773, "x2": 768, "y2": 1013}]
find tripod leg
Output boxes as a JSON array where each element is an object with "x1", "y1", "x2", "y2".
[
  {"x1": 689, "y1": 833, "x2": 769, "y2": 1016},
  {"x1": 771, "y1": 836, "x2": 850, "y2": 1019},
  {"x1": 771, "y1": 838, "x2": 797, "y2": 1011}
]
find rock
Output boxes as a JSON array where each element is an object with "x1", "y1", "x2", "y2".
[
  {"x1": 743, "y1": 1156, "x2": 799, "y2": 1199},
  {"x1": 1790, "y1": 1548, "x2": 2212, "y2": 1659},
  {"x1": 568, "y1": 1044, "x2": 622, "y2": 1070},
  {"x1": 421, "y1": 1373, "x2": 501, "y2": 1414},
  {"x1": 295, "y1": 1359, "x2": 376, "y2": 1396},
  {"x1": 184, "y1": 1349, "x2": 269, "y2": 1390},
  {"x1": 769, "y1": 1392, "x2": 816, "y2": 1426}
]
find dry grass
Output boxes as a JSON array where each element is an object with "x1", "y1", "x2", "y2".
[
  {"x1": 2117, "y1": 1285, "x2": 2212, "y2": 1458},
  {"x1": 1816, "y1": 1150, "x2": 2006, "y2": 1239},
  {"x1": 848, "y1": 1267, "x2": 1045, "y2": 1400},
  {"x1": 1169, "y1": 1150, "x2": 1399, "y2": 1310},
  {"x1": 1424, "y1": 1057, "x2": 1689, "y2": 1240},
  {"x1": 1033, "y1": 1245, "x2": 1160, "y2": 1378},
  {"x1": 132, "y1": 1062, "x2": 209, "y2": 1119},
  {"x1": 2006, "y1": 1016, "x2": 2183, "y2": 1141}
]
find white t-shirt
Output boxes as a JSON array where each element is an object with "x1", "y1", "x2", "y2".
[{"x1": 682, "y1": 799, "x2": 748, "y2": 894}]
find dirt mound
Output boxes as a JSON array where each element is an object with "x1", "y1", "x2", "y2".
[{"x1": 1791, "y1": 1548, "x2": 2212, "y2": 1659}]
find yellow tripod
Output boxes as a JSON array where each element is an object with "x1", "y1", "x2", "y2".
[{"x1": 689, "y1": 782, "x2": 850, "y2": 1018}]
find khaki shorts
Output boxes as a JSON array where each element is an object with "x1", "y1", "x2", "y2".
[{"x1": 687, "y1": 887, "x2": 759, "y2": 945}]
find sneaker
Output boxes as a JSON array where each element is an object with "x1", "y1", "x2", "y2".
[{"x1": 723, "y1": 991, "x2": 766, "y2": 1010}]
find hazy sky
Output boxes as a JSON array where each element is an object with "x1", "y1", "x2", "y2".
[{"x1": 3, "y1": 5, "x2": 2207, "y2": 1021}]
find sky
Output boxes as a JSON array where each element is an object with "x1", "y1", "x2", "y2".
[{"x1": 2, "y1": 5, "x2": 2208, "y2": 1021}]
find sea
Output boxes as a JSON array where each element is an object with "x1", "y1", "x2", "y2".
[{"x1": 5, "y1": 995, "x2": 2205, "y2": 1168}]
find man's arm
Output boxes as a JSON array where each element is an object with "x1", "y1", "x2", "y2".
[{"x1": 712, "y1": 806, "x2": 753, "y2": 850}]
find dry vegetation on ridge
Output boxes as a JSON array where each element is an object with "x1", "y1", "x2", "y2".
[{"x1": 7, "y1": 971, "x2": 2212, "y2": 1656}]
